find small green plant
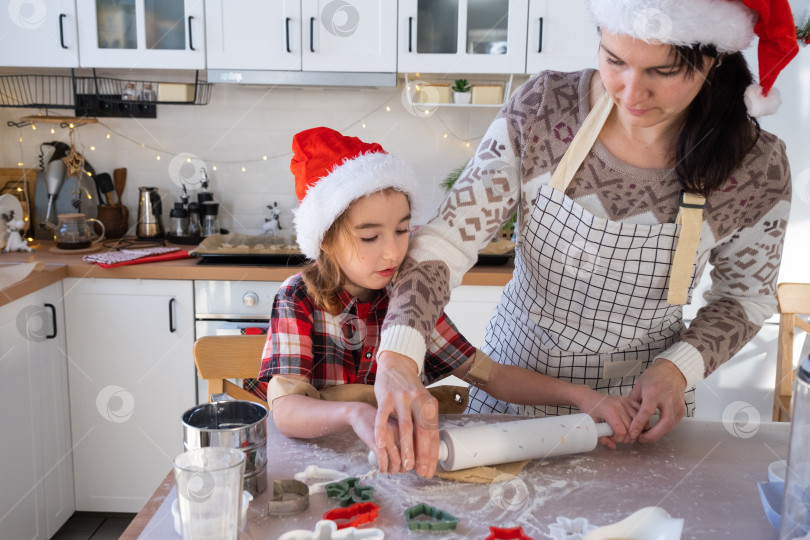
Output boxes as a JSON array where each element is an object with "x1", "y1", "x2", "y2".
[{"x1": 451, "y1": 79, "x2": 471, "y2": 93}]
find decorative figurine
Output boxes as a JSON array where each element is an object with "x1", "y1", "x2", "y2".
[
  {"x1": 262, "y1": 201, "x2": 283, "y2": 236},
  {"x1": 3, "y1": 219, "x2": 33, "y2": 252}
]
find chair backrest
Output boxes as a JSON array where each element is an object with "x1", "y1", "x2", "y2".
[
  {"x1": 774, "y1": 283, "x2": 810, "y2": 421},
  {"x1": 193, "y1": 335, "x2": 267, "y2": 405}
]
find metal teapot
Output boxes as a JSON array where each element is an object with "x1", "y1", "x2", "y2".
[{"x1": 43, "y1": 213, "x2": 105, "y2": 250}]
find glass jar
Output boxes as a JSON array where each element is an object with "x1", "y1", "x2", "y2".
[
  {"x1": 141, "y1": 83, "x2": 156, "y2": 102},
  {"x1": 169, "y1": 202, "x2": 189, "y2": 237},
  {"x1": 122, "y1": 82, "x2": 139, "y2": 101},
  {"x1": 187, "y1": 202, "x2": 202, "y2": 237},
  {"x1": 201, "y1": 201, "x2": 220, "y2": 237}
]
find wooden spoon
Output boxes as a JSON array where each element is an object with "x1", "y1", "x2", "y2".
[{"x1": 113, "y1": 168, "x2": 126, "y2": 207}]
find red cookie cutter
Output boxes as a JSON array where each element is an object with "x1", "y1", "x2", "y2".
[
  {"x1": 322, "y1": 502, "x2": 380, "y2": 530},
  {"x1": 485, "y1": 526, "x2": 535, "y2": 540}
]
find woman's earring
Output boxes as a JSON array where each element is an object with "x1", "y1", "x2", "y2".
[{"x1": 715, "y1": 57, "x2": 723, "y2": 69}]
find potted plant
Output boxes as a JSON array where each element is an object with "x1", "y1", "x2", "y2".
[{"x1": 452, "y1": 79, "x2": 472, "y2": 104}]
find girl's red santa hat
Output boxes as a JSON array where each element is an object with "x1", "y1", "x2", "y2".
[
  {"x1": 587, "y1": 0, "x2": 799, "y2": 116},
  {"x1": 291, "y1": 127, "x2": 423, "y2": 260}
]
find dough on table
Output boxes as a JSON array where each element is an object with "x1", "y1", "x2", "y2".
[{"x1": 436, "y1": 459, "x2": 529, "y2": 484}]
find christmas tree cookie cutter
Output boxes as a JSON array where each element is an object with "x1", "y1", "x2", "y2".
[
  {"x1": 325, "y1": 477, "x2": 374, "y2": 507},
  {"x1": 294, "y1": 465, "x2": 349, "y2": 494},
  {"x1": 404, "y1": 503, "x2": 459, "y2": 531}
]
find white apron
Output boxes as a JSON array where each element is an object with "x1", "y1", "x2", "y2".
[{"x1": 467, "y1": 92, "x2": 705, "y2": 417}]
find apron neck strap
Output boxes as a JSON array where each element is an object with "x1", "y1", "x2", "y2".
[{"x1": 549, "y1": 92, "x2": 614, "y2": 192}]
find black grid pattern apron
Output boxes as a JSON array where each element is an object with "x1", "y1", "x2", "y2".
[{"x1": 468, "y1": 93, "x2": 699, "y2": 417}]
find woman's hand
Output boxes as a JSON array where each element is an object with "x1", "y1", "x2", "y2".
[
  {"x1": 348, "y1": 402, "x2": 403, "y2": 473},
  {"x1": 627, "y1": 358, "x2": 687, "y2": 442},
  {"x1": 573, "y1": 386, "x2": 639, "y2": 449},
  {"x1": 373, "y1": 351, "x2": 440, "y2": 478}
]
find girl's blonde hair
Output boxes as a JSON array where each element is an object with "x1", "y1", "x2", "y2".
[{"x1": 301, "y1": 188, "x2": 409, "y2": 314}]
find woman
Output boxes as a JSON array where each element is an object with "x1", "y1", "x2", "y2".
[{"x1": 372, "y1": 0, "x2": 799, "y2": 478}]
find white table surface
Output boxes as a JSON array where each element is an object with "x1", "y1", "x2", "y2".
[{"x1": 137, "y1": 414, "x2": 790, "y2": 539}]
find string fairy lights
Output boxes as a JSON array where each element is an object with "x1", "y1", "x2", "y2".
[{"x1": 7, "y1": 82, "x2": 491, "y2": 174}]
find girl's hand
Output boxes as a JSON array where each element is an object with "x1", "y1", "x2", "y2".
[
  {"x1": 574, "y1": 386, "x2": 639, "y2": 449},
  {"x1": 348, "y1": 402, "x2": 402, "y2": 473}
]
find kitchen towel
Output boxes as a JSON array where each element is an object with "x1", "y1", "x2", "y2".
[{"x1": 83, "y1": 247, "x2": 190, "y2": 268}]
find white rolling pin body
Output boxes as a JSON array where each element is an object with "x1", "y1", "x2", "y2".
[{"x1": 439, "y1": 413, "x2": 612, "y2": 471}]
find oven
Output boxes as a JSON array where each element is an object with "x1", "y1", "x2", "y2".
[{"x1": 193, "y1": 280, "x2": 282, "y2": 403}]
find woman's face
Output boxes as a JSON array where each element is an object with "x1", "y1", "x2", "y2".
[
  {"x1": 331, "y1": 190, "x2": 411, "y2": 301},
  {"x1": 598, "y1": 30, "x2": 713, "y2": 130}
]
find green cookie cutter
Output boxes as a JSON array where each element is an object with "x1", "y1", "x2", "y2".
[
  {"x1": 404, "y1": 503, "x2": 459, "y2": 531},
  {"x1": 324, "y1": 477, "x2": 375, "y2": 507}
]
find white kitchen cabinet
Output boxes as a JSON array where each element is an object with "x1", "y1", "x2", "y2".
[
  {"x1": 0, "y1": 0, "x2": 79, "y2": 67},
  {"x1": 64, "y1": 278, "x2": 195, "y2": 512},
  {"x1": 77, "y1": 0, "x2": 205, "y2": 69},
  {"x1": 525, "y1": 0, "x2": 598, "y2": 74},
  {"x1": 398, "y1": 0, "x2": 529, "y2": 74},
  {"x1": 205, "y1": 0, "x2": 396, "y2": 73},
  {"x1": 0, "y1": 282, "x2": 74, "y2": 539},
  {"x1": 443, "y1": 285, "x2": 504, "y2": 349}
]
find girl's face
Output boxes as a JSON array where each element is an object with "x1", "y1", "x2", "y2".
[
  {"x1": 331, "y1": 190, "x2": 411, "y2": 301},
  {"x1": 598, "y1": 30, "x2": 712, "y2": 130}
]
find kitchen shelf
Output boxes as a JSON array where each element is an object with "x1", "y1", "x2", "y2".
[
  {"x1": 0, "y1": 70, "x2": 212, "y2": 110},
  {"x1": 403, "y1": 73, "x2": 517, "y2": 108}
]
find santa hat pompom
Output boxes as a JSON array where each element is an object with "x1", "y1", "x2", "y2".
[
  {"x1": 744, "y1": 84, "x2": 783, "y2": 117},
  {"x1": 290, "y1": 127, "x2": 423, "y2": 260}
]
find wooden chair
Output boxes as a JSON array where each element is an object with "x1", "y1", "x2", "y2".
[
  {"x1": 193, "y1": 335, "x2": 267, "y2": 405},
  {"x1": 773, "y1": 283, "x2": 810, "y2": 421}
]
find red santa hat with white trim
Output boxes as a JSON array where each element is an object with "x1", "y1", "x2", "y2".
[
  {"x1": 291, "y1": 127, "x2": 423, "y2": 260},
  {"x1": 586, "y1": 0, "x2": 800, "y2": 116}
]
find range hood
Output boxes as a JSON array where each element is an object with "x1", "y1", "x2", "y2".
[{"x1": 207, "y1": 69, "x2": 396, "y2": 87}]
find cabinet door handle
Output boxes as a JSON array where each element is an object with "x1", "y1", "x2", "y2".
[
  {"x1": 168, "y1": 298, "x2": 177, "y2": 333},
  {"x1": 310, "y1": 17, "x2": 315, "y2": 52},
  {"x1": 44, "y1": 303, "x2": 57, "y2": 339},
  {"x1": 408, "y1": 17, "x2": 413, "y2": 52},
  {"x1": 285, "y1": 17, "x2": 292, "y2": 52},
  {"x1": 537, "y1": 17, "x2": 544, "y2": 53},
  {"x1": 188, "y1": 15, "x2": 195, "y2": 51},
  {"x1": 59, "y1": 14, "x2": 68, "y2": 49}
]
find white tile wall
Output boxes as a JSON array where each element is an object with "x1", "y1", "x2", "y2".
[{"x1": 0, "y1": 79, "x2": 503, "y2": 234}]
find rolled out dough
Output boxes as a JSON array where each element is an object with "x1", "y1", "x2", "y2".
[{"x1": 436, "y1": 459, "x2": 529, "y2": 484}]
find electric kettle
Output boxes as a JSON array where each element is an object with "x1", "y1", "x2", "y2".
[{"x1": 136, "y1": 187, "x2": 164, "y2": 239}]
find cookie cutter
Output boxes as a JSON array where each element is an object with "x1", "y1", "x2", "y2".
[
  {"x1": 294, "y1": 465, "x2": 350, "y2": 494},
  {"x1": 485, "y1": 526, "x2": 535, "y2": 540},
  {"x1": 404, "y1": 503, "x2": 459, "y2": 531},
  {"x1": 325, "y1": 477, "x2": 374, "y2": 507},
  {"x1": 277, "y1": 519, "x2": 384, "y2": 540},
  {"x1": 547, "y1": 516, "x2": 596, "y2": 540},
  {"x1": 267, "y1": 479, "x2": 309, "y2": 515},
  {"x1": 322, "y1": 502, "x2": 380, "y2": 530}
]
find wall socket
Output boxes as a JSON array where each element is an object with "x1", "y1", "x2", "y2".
[{"x1": 74, "y1": 94, "x2": 157, "y2": 119}]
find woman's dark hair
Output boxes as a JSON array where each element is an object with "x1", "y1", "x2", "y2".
[{"x1": 670, "y1": 45, "x2": 760, "y2": 196}]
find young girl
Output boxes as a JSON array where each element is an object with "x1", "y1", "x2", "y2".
[{"x1": 252, "y1": 127, "x2": 637, "y2": 473}]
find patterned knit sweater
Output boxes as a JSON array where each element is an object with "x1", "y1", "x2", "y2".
[{"x1": 380, "y1": 70, "x2": 792, "y2": 390}]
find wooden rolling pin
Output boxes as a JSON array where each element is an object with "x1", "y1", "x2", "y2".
[{"x1": 369, "y1": 413, "x2": 613, "y2": 472}]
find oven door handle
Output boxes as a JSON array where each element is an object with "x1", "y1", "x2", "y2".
[{"x1": 169, "y1": 298, "x2": 177, "y2": 333}]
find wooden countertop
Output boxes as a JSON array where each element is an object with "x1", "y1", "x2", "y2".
[{"x1": 0, "y1": 240, "x2": 513, "y2": 307}]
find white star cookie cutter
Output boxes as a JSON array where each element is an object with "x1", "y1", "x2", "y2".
[
  {"x1": 293, "y1": 465, "x2": 349, "y2": 494},
  {"x1": 278, "y1": 519, "x2": 384, "y2": 540},
  {"x1": 548, "y1": 516, "x2": 596, "y2": 539}
]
